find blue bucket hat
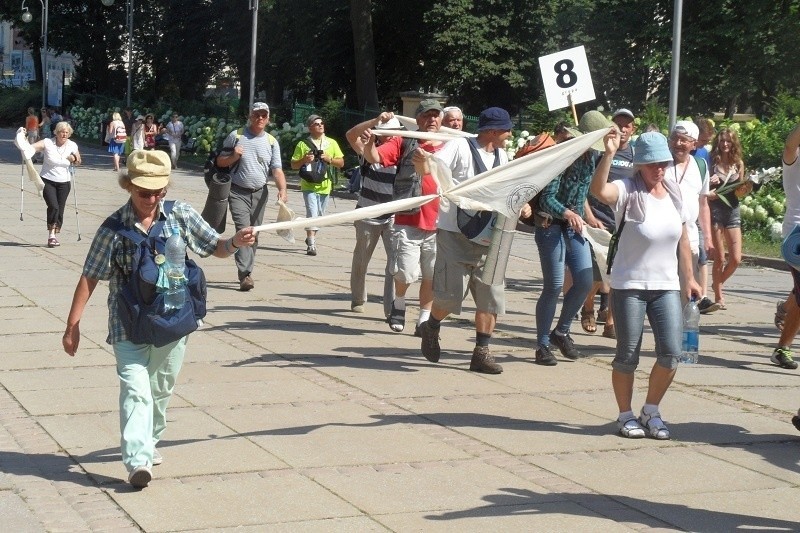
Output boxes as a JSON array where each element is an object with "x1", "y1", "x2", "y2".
[
  {"x1": 633, "y1": 132, "x2": 673, "y2": 165},
  {"x1": 478, "y1": 107, "x2": 513, "y2": 131}
]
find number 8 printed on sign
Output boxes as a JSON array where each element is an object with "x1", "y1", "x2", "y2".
[{"x1": 538, "y1": 45, "x2": 596, "y2": 112}]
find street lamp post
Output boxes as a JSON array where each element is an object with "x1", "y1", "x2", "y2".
[
  {"x1": 101, "y1": 0, "x2": 133, "y2": 107},
  {"x1": 21, "y1": 0, "x2": 48, "y2": 109},
  {"x1": 248, "y1": 0, "x2": 258, "y2": 111}
]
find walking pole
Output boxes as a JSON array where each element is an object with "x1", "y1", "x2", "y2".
[
  {"x1": 19, "y1": 158, "x2": 25, "y2": 221},
  {"x1": 70, "y1": 165, "x2": 81, "y2": 241}
]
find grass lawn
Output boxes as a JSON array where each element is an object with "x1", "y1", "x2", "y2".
[{"x1": 743, "y1": 233, "x2": 781, "y2": 258}]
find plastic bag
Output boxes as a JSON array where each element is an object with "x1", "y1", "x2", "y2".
[{"x1": 276, "y1": 200, "x2": 296, "y2": 244}]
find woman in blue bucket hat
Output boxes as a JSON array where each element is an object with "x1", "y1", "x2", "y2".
[{"x1": 590, "y1": 130, "x2": 700, "y2": 441}]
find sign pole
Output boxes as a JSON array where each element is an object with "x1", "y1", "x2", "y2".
[{"x1": 568, "y1": 93, "x2": 578, "y2": 125}]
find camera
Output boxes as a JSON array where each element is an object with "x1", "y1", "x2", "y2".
[{"x1": 312, "y1": 149, "x2": 324, "y2": 160}]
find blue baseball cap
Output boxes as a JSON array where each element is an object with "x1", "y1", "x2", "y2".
[
  {"x1": 633, "y1": 132, "x2": 673, "y2": 164},
  {"x1": 478, "y1": 107, "x2": 513, "y2": 131}
]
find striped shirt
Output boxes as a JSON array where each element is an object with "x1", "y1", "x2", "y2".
[{"x1": 82, "y1": 199, "x2": 219, "y2": 345}]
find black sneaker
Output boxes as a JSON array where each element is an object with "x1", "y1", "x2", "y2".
[
  {"x1": 698, "y1": 297, "x2": 721, "y2": 314},
  {"x1": 534, "y1": 345, "x2": 558, "y2": 366},
  {"x1": 419, "y1": 321, "x2": 441, "y2": 362},
  {"x1": 550, "y1": 330, "x2": 582, "y2": 360},
  {"x1": 792, "y1": 414, "x2": 800, "y2": 432}
]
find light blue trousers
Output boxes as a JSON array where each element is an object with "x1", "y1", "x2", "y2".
[{"x1": 113, "y1": 337, "x2": 186, "y2": 471}]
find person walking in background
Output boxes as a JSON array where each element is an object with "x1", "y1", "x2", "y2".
[
  {"x1": 25, "y1": 107, "x2": 39, "y2": 144},
  {"x1": 442, "y1": 106, "x2": 464, "y2": 130},
  {"x1": 344, "y1": 117, "x2": 402, "y2": 318},
  {"x1": 143, "y1": 114, "x2": 158, "y2": 150},
  {"x1": 216, "y1": 102, "x2": 288, "y2": 291},
  {"x1": 533, "y1": 110, "x2": 611, "y2": 366},
  {"x1": 107, "y1": 112, "x2": 127, "y2": 172},
  {"x1": 131, "y1": 115, "x2": 145, "y2": 151},
  {"x1": 29, "y1": 121, "x2": 81, "y2": 247},
  {"x1": 692, "y1": 118, "x2": 719, "y2": 314},
  {"x1": 165, "y1": 112, "x2": 185, "y2": 169},
  {"x1": 290, "y1": 114, "x2": 345, "y2": 256},
  {"x1": 62, "y1": 149, "x2": 257, "y2": 489},
  {"x1": 356, "y1": 102, "x2": 445, "y2": 335},
  {"x1": 583, "y1": 108, "x2": 637, "y2": 340},
  {"x1": 667, "y1": 121, "x2": 716, "y2": 315},
  {"x1": 768, "y1": 122, "x2": 800, "y2": 370},
  {"x1": 590, "y1": 130, "x2": 700, "y2": 440},
  {"x1": 707, "y1": 127, "x2": 745, "y2": 309}
]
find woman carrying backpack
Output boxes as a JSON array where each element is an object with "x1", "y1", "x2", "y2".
[
  {"x1": 107, "y1": 112, "x2": 127, "y2": 172},
  {"x1": 62, "y1": 150, "x2": 256, "y2": 489}
]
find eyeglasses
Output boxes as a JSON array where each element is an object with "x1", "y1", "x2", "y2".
[{"x1": 135, "y1": 188, "x2": 166, "y2": 199}]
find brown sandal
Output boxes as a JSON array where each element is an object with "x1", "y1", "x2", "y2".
[
  {"x1": 603, "y1": 323, "x2": 616, "y2": 339},
  {"x1": 581, "y1": 308, "x2": 597, "y2": 334}
]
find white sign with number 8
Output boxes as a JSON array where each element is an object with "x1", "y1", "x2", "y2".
[{"x1": 538, "y1": 46, "x2": 596, "y2": 111}]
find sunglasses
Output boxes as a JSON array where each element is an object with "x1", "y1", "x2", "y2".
[
  {"x1": 135, "y1": 188, "x2": 166, "y2": 199},
  {"x1": 251, "y1": 112, "x2": 269, "y2": 119},
  {"x1": 311, "y1": 121, "x2": 324, "y2": 126}
]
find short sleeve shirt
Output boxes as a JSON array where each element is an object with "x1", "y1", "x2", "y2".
[
  {"x1": 291, "y1": 135, "x2": 345, "y2": 194},
  {"x1": 224, "y1": 128, "x2": 282, "y2": 190},
  {"x1": 82, "y1": 199, "x2": 219, "y2": 345}
]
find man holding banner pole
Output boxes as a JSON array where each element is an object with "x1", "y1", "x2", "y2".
[{"x1": 417, "y1": 107, "x2": 513, "y2": 374}]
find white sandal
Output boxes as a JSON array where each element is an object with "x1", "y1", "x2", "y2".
[
  {"x1": 640, "y1": 410, "x2": 670, "y2": 440},
  {"x1": 618, "y1": 417, "x2": 646, "y2": 439}
]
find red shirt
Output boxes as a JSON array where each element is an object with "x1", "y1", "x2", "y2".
[{"x1": 377, "y1": 137, "x2": 441, "y2": 231}]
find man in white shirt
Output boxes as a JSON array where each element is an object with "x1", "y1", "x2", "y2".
[
  {"x1": 668, "y1": 121, "x2": 716, "y2": 312},
  {"x1": 418, "y1": 107, "x2": 512, "y2": 374}
]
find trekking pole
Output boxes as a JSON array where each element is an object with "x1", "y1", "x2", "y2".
[
  {"x1": 70, "y1": 165, "x2": 81, "y2": 241},
  {"x1": 19, "y1": 158, "x2": 25, "y2": 221}
]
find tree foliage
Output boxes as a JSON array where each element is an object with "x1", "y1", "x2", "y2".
[{"x1": 0, "y1": 0, "x2": 798, "y2": 118}]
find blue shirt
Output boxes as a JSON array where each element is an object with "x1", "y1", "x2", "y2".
[{"x1": 82, "y1": 199, "x2": 219, "y2": 345}]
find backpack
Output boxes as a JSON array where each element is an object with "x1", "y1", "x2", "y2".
[
  {"x1": 115, "y1": 124, "x2": 127, "y2": 142},
  {"x1": 101, "y1": 201, "x2": 208, "y2": 347},
  {"x1": 204, "y1": 128, "x2": 245, "y2": 188},
  {"x1": 456, "y1": 137, "x2": 501, "y2": 245},
  {"x1": 298, "y1": 138, "x2": 329, "y2": 184},
  {"x1": 693, "y1": 155, "x2": 707, "y2": 185},
  {"x1": 392, "y1": 137, "x2": 422, "y2": 215}
]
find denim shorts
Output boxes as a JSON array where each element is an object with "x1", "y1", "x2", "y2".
[
  {"x1": 303, "y1": 191, "x2": 329, "y2": 231},
  {"x1": 611, "y1": 289, "x2": 682, "y2": 373}
]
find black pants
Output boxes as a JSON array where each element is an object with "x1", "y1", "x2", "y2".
[{"x1": 42, "y1": 178, "x2": 71, "y2": 232}]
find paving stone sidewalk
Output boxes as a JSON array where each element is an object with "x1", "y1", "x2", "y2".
[{"x1": 0, "y1": 131, "x2": 798, "y2": 532}]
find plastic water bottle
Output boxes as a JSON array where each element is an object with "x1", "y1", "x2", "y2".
[
  {"x1": 164, "y1": 228, "x2": 186, "y2": 311},
  {"x1": 680, "y1": 296, "x2": 700, "y2": 364}
]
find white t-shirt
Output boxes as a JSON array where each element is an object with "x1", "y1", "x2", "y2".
[
  {"x1": 666, "y1": 157, "x2": 708, "y2": 253},
  {"x1": 783, "y1": 149, "x2": 800, "y2": 238},
  {"x1": 610, "y1": 179, "x2": 688, "y2": 291},
  {"x1": 433, "y1": 137, "x2": 509, "y2": 232},
  {"x1": 40, "y1": 138, "x2": 78, "y2": 184}
]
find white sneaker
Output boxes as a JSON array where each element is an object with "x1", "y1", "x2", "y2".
[
  {"x1": 128, "y1": 465, "x2": 152, "y2": 488},
  {"x1": 152, "y1": 449, "x2": 163, "y2": 466}
]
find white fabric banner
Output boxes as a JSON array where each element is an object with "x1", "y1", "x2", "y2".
[
  {"x1": 252, "y1": 128, "x2": 608, "y2": 235},
  {"x1": 395, "y1": 115, "x2": 475, "y2": 138},
  {"x1": 583, "y1": 225, "x2": 613, "y2": 284}
]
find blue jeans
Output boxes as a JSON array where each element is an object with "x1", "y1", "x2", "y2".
[
  {"x1": 611, "y1": 289, "x2": 681, "y2": 373},
  {"x1": 114, "y1": 337, "x2": 187, "y2": 471},
  {"x1": 535, "y1": 224, "x2": 593, "y2": 345},
  {"x1": 303, "y1": 191, "x2": 330, "y2": 232}
]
